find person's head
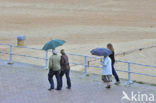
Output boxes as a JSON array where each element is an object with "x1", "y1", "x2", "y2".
[
  {"x1": 52, "y1": 50, "x2": 58, "y2": 55},
  {"x1": 103, "y1": 55, "x2": 107, "y2": 59},
  {"x1": 60, "y1": 49, "x2": 65, "y2": 55},
  {"x1": 107, "y1": 43, "x2": 114, "y2": 51}
]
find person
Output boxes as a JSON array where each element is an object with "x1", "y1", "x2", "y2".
[
  {"x1": 60, "y1": 49, "x2": 71, "y2": 89},
  {"x1": 107, "y1": 43, "x2": 120, "y2": 85},
  {"x1": 48, "y1": 50, "x2": 61, "y2": 91},
  {"x1": 101, "y1": 56, "x2": 112, "y2": 88}
]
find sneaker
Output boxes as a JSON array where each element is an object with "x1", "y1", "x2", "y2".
[
  {"x1": 48, "y1": 88, "x2": 54, "y2": 91},
  {"x1": 66, "y1": 87, "x2": 71, "y2": 89},
  {"x1": 114, "y1": 81, "x2": 120, "y2": 85},
  {"x1": 55, "y1": 88, "x2": 61, "y2": 91}
]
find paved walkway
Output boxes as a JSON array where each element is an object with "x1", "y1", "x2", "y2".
[{"x1": 0, "y1": 60, "x2": 155, "y2": 103}]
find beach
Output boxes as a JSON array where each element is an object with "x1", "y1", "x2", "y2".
[{"x1": 0, "y1": 0, "x2": 156, "y2": 84}]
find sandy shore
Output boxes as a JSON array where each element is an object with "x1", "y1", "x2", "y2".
[{"x1": 0, "y1": 0, "x2": 156, "y2": 83}]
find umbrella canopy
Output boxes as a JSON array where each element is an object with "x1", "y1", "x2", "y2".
[
  {"x1": 90, "y1": 48, "x2": 112, "y2": 56},
  {"x1": 42, "y1": 39, "x2": 65, "y2": 51}
]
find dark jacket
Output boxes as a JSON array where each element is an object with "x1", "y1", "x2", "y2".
[
  {"x1": 109, "y1": 51, "x2": 115, "y2": 64},
  {"x1": 61, "y1": 54, "x2": 70, "y2": 71}
]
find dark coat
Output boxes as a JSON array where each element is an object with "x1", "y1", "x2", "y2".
[
  {"x1": 60, "y1": 54, "x2": 70, "y2": 71},
  {"x1": 109, "y1": 51, "x2": 115, "y2": 64}
]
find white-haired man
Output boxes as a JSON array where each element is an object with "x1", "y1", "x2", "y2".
[{"x1": 48, "y1": 50, "x2": 61, "y2": 91}]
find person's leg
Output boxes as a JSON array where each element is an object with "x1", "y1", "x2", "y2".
[
  {"x1": 60, "y1": 71, "x2": 65, "y2": 89},
  {"x1": 65, "y1": 69, "x2": 71, "y2": 89},
  {"x1": 112, "y1": 63, "x2": 120, "y2": 82},
  {"x1": 48, "y1": 70, "x2": 54, "y2": 90},
  {"x1": 105, "y1": 75, "x2": 112, "y2": 88},
  {"x1": 55, "y1": 71, "x2": 61, "y2": 90},
  {"x1": 106, "y1": 82, "x2": 111, "y2": 88}
]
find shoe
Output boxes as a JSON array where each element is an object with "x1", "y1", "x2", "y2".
[
  {"x1": 48, "y1": 88, "x2": 54, "y2": 91},
  {"x1": 114, "y1": 81, "x2": 120, "y2": 85},
  {"x1": 55, "y1": 88, "x2": 61, "y2": 91},
  {"x1": 106, "y1": 85, "x2": 111, "y2": 89},
  {"x1": 66, "y1": 87, "x2": 71, "y2": 89}
]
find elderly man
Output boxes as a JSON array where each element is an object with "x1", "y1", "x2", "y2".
[
  {"x1": 48, "y1": 50, "x2": 61, "y2": 91},
  {"x1": 60, "y1": 49, "x2": 71, "y2": 89}
]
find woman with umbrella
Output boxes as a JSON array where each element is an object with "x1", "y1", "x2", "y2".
[
  {"x1": 101, "y1": 55, "x2": 112, "y2": 88},
  {"x1": 107, "y1": 43, "x2": 120, "y2": 85},
  {"x1": 91, "y1": 48, "x2": 112, "y2": 88}
]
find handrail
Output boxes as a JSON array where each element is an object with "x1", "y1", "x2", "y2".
[
  {"x1": 0, "y1": 43, "x2": 10, "y2": 45},
  {"x1": 12, "y1": 45, "x2": 43, "y2": 51},
  {"x1": 12, "y1": 53, "x2": 45, "y2": 60},
  {"x1": 116, "y1": 60, "x2": 156, "y2": 68},
  {"x1": 0, "y1": 43, "x2": 156, "y2": 85},
  {"x1": 0, "y1": 43, "x2": 156, "y2": 68},
  {"x1": 0, "y1": 51, "x2": 9, "y2": 55}
]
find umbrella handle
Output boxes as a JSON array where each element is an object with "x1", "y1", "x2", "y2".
[{"x1": 100, "y1": 58, "x2": 103, "y2": 62}]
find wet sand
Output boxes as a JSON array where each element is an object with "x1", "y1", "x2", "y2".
[{"x1": 0, "y1": 0, "x2": 156, "y2": 83}]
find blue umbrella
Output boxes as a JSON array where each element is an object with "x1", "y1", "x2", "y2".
[
  {"x1": 42, "y1": 39, "x2": 65, "y2": 51},
  {"x1": 90, "y1": 48, "x2": 112, "y2": 56}
]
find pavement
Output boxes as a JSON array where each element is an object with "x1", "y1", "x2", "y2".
[{"x1": 0, "y1": 60, "x2": 156, "y2": 103}]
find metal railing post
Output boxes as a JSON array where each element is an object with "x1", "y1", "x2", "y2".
[
  {"x1": 127, "y1": 61, "x2": 133, "y2": 84},
  {"x1": 8, "y1": 44, "x2": 13, "y2": 64},
  {"x1": 84, "y1": 56, "x2": 88, "y2": 76},
  {"x1": 44, "y1": 50, "x2": 48, "y2": 69}
]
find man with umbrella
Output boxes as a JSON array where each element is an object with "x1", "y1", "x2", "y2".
[
  {"x1": 42, "y1": 39, "x2": 65, "y2": 91},
  {"x1": 48, "y1": 50, "x2": 61, "y2": 91}
]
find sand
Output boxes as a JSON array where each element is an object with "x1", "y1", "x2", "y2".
[{"x1": 0, "y1": 0, "x2": 156, "y2": 83}]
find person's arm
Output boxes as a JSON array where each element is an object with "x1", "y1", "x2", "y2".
[
  {"x1": 60, "y1": 56, "x2": 64, "y2": 66},
  {"x1": 101, "y1": 58, "x2": 108, "y2": 66},
  {"x1": 49, "y1": 57, "x2": 53, "y2": 69},
  {"x1": 60, "y1": 56, "x2": 62, "y2": 66},
  {"x1": 61, "y1": 56, "x2": 66, "y2": 65}
]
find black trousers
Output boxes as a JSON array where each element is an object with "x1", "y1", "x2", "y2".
[
  {"x1": 60, "y1": 69, "x2": 71, "y2": 88},
  {"x1": 112, "y1": 62, "x2": 120, "y2": 82},
  {"x1": 48, "y1": 69, "x2": 61, "y2": 89}
]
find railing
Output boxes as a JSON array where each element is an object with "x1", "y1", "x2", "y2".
[{"x1": 0, "y1": 43, "x2": 156, "y2": 84}]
